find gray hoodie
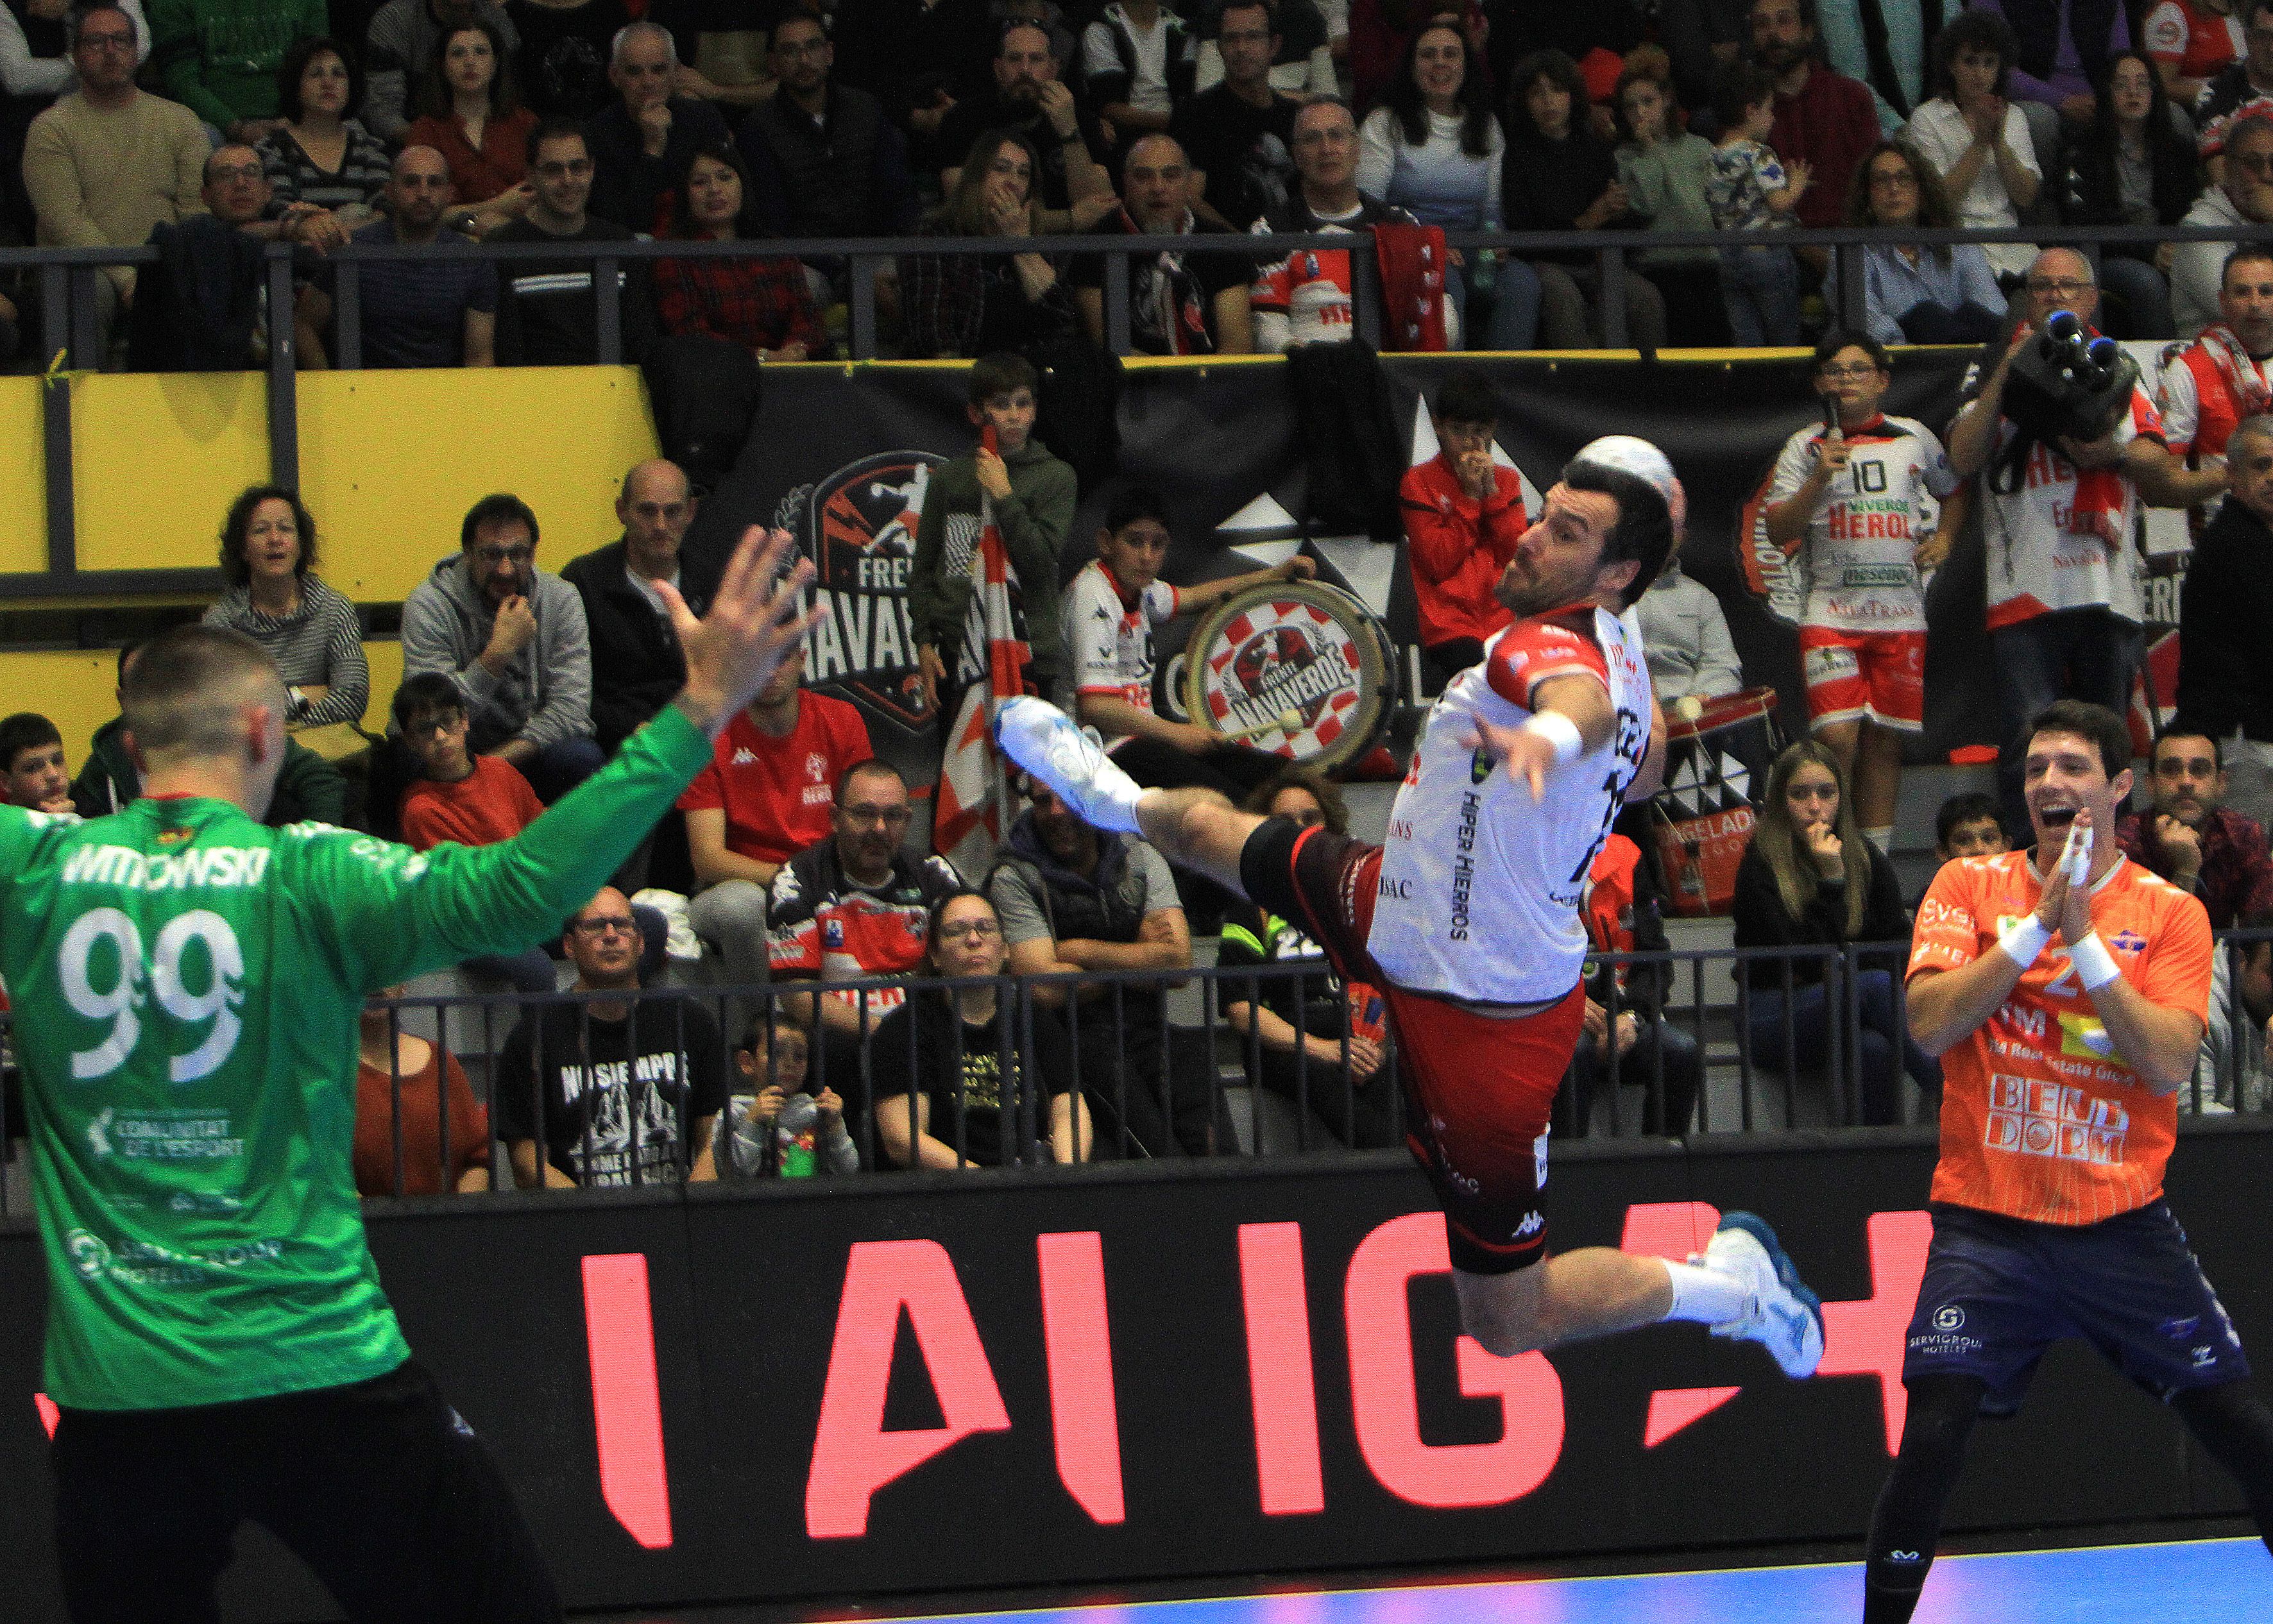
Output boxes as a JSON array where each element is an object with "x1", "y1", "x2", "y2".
[{"x1": 400, "y1": 552, "x2": 593, "y2": 753}]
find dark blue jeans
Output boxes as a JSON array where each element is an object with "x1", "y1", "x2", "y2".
[
  {"x1": 1991, "y1": 607, "x2": 2143, "y2": 842},
  {"x1": 1746, "y1": 970, "x2": 1940, "y2": 1126}
]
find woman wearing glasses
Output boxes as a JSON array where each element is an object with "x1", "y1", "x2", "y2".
[
  {"x1": 1826, "y1": 139, "x2": 2006, "y2": 345},
  {"x1": 872, "y1": 890, "x2": 1091, "y2": 1167}
]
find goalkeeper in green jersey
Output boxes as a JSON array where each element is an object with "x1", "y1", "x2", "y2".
[{"x1": 1, "y1": 527, "x2": 818, "y2": 1624}]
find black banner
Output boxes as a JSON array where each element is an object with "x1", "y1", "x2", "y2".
[
  {"x1": 6, "y1": 1127, "x2": 2270, "y2": 1619},
  {"x1": 688, "y1": 353, "x2": 2018, "y2": 790}
]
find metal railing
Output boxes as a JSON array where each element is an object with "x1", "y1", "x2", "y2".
[{"x1": 10, "y1": 927, "x2": 2263, "y2": 1215}]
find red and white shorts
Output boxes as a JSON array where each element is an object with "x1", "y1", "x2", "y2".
[
  {"x1": 1238, "y1": 816, "x2": 1583, "y2": 1275},
  {"x1": 1800, "y1": 625, "x2": 1925, "y2": 732}
]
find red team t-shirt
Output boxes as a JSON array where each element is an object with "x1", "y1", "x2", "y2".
[
  {"x1": 399, "y1": 755, "x2": 543, "y2": 850},
  {"x1": 1907, "y1": 850, "x2": 2214, "y2": 1226},
  {"x1": 675, "y1": 693, "x2": 873, "y2": 867}
]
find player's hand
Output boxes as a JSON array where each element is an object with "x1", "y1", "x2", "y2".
[
  {"x1": 1803, "y1": 819, "x2": 1843, "y2": 877},
  {"x1": 2153, "y1": 811, "x2": 2204, "y2": 886},
  {"x1": 1817, "y1": 423, "x2": 1851, "y2": 477},
  {"x1": 1613, "y1": 1011, "x2": 1642, "y2": 1055},
  {"x1": 486, "y1": 594, "x2": 538, "y2": 661},
  {"x1": 814, "y1": 1086, "x2": 844, "y2": 1131},
  {"x1": 747, "y1": 1084, "x2": 787, "y2": 1126},
  {"x1": 1277, "y1": 554, "x2": 1316, "y2": 582},
  {"x1": 2037, "y1": 811, "x2": 2097, "y2": 942},
  {"x1": 667, "y1": 525, "x2": 823, "y2": 737},
  {"x1": 975, "y1": 444, "x2": 1012, "y2": 500},
  {"x1": 1463, "y1": 713, "x2": 1559, "y2": 800},
  {"x1": 917, "y1": 643, "x2": 946, "y2": 714}
]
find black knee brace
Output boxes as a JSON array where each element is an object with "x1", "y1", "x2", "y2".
[{"x1": 1863, "y1": 1374, "x2": 1986, "y2": 1624}]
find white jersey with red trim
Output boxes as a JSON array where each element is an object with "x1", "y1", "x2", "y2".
[
  {"x1": 1767, "y1": 413, "x2": 1954, "y2": 634},
  {"x1": 1977, "y1": 380, "x2": 2163, "y2": 630},
  {"x1": 1062, "y1": 559, "x2": 1180, "y2": 732},
  {"x1": 1367, "y1": 605, "x2": 1653, "y2": 1006}
]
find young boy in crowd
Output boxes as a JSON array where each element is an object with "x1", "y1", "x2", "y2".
[
  {"x1": 714, "y1": 1014, "x2": 858, "y2": 1178},
  {"x1": 1064, "y1": 484, "x2": 1316, "y2": 800},
  {"x1": 1911, "y1": 789, "x2": 2011, "y2": 909},
  {"x1": 1399, "y1": 369, "x2": 1526, "y2": 693},
  {"x1": 910, "y1": 351, "x2": 1080, "y2": 715},
  {"x1": 393, "y1": 673, "x2": 665, "y2": 990},
  {"x1": 0, "y1": 713, "x2": 71, "y2": 813},
  {"x1": 1707, "y1": 59, "x2": 1808, "y2": 347}
]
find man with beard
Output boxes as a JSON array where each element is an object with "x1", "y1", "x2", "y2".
[
  {"x1": 935, "y1": 19, "x2": 1112, "y2": 222},
  {"x1": 769, "y1": 759, "x2": 962, "y2": 1112},
  {"x1": 2171, "y1": 119, "x2": 2273, "y2": 339},
  {"x1": 738, "y1": 11, "x2": 921, "y2": 258},
  {"x1": 1749, "y1": 0, "x2": 1879, "y2": 230},
  {"x1": 345, "y1": 145, "x2": 496, "y2": 367},
  {"x1": 988, "y1": 774, "x2": 1225, "y2": 1156},
  {"x1": 997, "y1": 436, "x2": 1832, "y2": 1380},
  {"x1": 2161, "y1": 246, "x2": 2273, "y2": 503},
  {"x1": 1071, "y1": 134, "x2": 1252, "y2": 353},
  {"x1": 1171, "y1": 0, "x2": 1300, "y2": 229},
  {"x1": 2179, "y1": 415, "x2": 2273, "y2": 833}
]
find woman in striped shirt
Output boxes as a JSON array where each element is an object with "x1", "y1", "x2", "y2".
[
  {"x1": 202, "y1": 484, "x2": 370, "y2": 732},
  {"x1": 256, "y1": 38, "x2": 389, "y2": 233}
]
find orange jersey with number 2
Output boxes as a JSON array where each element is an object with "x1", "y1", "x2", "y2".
[{"x1": 1908, "y1": 850, "x2": 2213, "y2": 1227}]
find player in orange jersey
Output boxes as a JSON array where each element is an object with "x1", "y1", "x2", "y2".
[{"x1": 1863, "y1": 698, "x2": 2273, "y2": 1623}]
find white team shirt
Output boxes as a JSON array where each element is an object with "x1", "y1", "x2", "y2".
[
  {"x1": 1970, "y1": 375, "x2": 2164, "y2": 629},
  {"x1": 1062, "y1": 559, "x2": 1180, "y2": 740},
  {"x1": 1767, "y1": 413, "x2": 1954, "y2": 635},
  {"x1": 1368, "y1": 605, "x2": 1653, "y2": 1006}
]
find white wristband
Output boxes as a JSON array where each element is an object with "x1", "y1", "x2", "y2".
[
  {"x1": 1996, "y1": 915, "x2": 2052, "y2": 969},
  {"x1": 2069, "y1": 931, "x2": 2122, "y2": 991},
  {"x1": 1523, "y1": 710, "x2": 1584, "y2": 767}
]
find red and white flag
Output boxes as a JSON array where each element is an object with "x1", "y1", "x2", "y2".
[{"x1": 932, "y1": 493, "x2": 1030, "y2": 877}]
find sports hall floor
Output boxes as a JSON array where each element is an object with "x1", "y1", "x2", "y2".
[{"x1": 581, "y1": 1528, "x2": 2270, "y2": 1623}]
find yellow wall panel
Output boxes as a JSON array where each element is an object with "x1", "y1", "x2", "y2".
[
  {"x1": 0, "y1": 376, "x2": 45, "y2": 575},
  {"x1": 296, "y1": 368, "x2": 659, "y2": 603},
  {"x1": 0, "y1": 641, "x2": 405, "y2": 767},
  {"x1": 70, "y1": 373, "x2": 273, "y2": 572}
]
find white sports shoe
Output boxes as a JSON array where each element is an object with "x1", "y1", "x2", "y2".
[
  {"x1": 1700, "y1": 1211, "x2": 1826, "y2": 1379},
  {"x1": 994, "y1": 695, "x2": 1145, "y2": 833}
]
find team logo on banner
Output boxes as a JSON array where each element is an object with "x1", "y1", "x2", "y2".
[
  {"x1": 1183, "y1": 581, "x2": 1394, "y2": 769},
  {"x1": 776, "y1": 450, "x2": 942, "y2": 727}
]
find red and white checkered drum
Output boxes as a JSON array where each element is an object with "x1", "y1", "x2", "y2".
[{"x1": 1181, "y1": 580, "x2": 1397, "y2": 770}]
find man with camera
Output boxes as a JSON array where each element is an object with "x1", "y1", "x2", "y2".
[{"x1": 1946, "y1": 248, "x2": 2226, "y2": 838}]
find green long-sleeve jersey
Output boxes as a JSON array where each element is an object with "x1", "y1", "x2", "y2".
[{"x1": 1, "y1": 706, "x2": 714, "y2": 1410}]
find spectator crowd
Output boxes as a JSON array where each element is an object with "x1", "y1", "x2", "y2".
[{"x1": 7, "y1": 0, "x2": 2273, "y2": 368}]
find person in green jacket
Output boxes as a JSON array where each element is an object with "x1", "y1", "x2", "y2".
[
  {"x1": 6, "y1": 525, "x2": 815, "y2": 1622},
  {"x1": 71, "y1": 639, "x2": 348, "y2": 825},
  {"x1": 147, "y1": 0, "x2": 325, "y2": 142},
  {"x1": 910, "y1": 350, "x2": 1078, "y2": 717}
]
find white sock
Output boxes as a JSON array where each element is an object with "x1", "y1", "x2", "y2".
[
  {"x1": 1661, "y1": 1258, "x2": 1751, "y2": 1326},
  {"x1": 1863, "y1": 825, "x2": 1894, "y2": 854}
]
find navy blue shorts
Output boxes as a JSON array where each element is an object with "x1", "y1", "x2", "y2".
[{"x1": 1903, "y1": 1201, "x2": 2251, "y2": 1415}]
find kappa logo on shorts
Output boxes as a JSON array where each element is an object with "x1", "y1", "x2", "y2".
[
  {"x1": 2194, "y1": 1346, "x2": 2218, "y2": 1369},
  {"x1": 2161, "y1": 1315, "x2": 2201, "y2": 1340},
  {"x1": 1932, "y1": 1303, "x2": 1965, "y2": 1332}
]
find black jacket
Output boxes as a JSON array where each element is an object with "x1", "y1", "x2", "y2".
[
  {"x1": 1730, "y1": 838, "x2": 1912, "y2": 989},
  {"x1": 585, "y1": 94, "x2": 731, "y2": 234},
  {"x1": 561, "y1": 539, "x2": 720, "y2": 753},
  {"x1": 2177, "y1": 497, "x2": 2273, "y2": 743}
]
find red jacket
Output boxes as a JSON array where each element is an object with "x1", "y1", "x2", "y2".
[{"x1": 1400, "y1": 452, "x2": 1526, "y2": 650}]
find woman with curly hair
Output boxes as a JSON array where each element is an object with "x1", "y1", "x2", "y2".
[{"x1": 200, "y1": 484, "x2": 369, "y2": 732}]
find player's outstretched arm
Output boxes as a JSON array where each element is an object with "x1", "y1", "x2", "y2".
[{"x1": 1464, "y1": 672, "x2": 1615, "y2": 801}]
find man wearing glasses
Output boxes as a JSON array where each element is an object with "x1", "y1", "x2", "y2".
[
  {"x1": 1764, "y1": 330, "x2": 1957, "y2": 852},
  {"x1": 497, "y1": 886, "x2": 727, "y2": 1187},
  {"x1": 769, "y1": 758, "x2": 963, "y2": 1112},
  {"x1": 401, "y1": 491, "x2": 603, "y2": 806},
  {"x1": 1946, "y1": 248, "x2": 2225, "y2": 838},
  {"x1": 22, "y1": 1, "x2": 201, "y2": 348},
  {"x1": 2172, "y1": 113, "x2": 2273, "y2": 337}
]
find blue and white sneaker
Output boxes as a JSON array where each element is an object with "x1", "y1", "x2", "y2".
[
  {"x1": 994, "y1": 695, "x2": 1145, "y2": 834},
  {"x1": 1701, "y1": 1211, "x2": 1826, "y2": 1379}
]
